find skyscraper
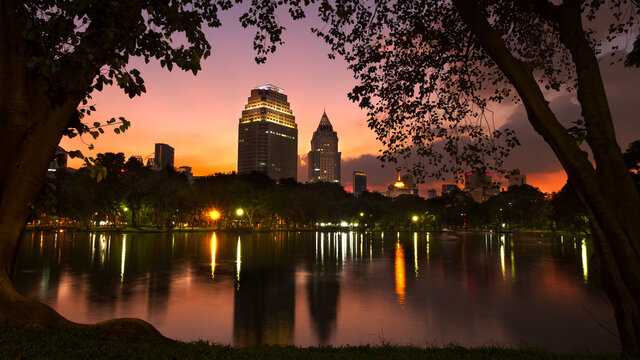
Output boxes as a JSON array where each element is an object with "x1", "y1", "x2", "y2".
[
  {"x1": 506, "y1": 169, "x2": 527, "y2": 187},
  {"x1": 154, "y1": 143, "x2": 174, "y2": 170},
  {"x1": 238, "y1": 85, "x2": 298, "y2": 180},
  {"x1": 353, "y1": 171, "x2": 367, "y2": 197},
  {"x1": 308, "y1": 111, "x2": 341, "y2": 183},
  {"x1": 464, "y1": 170, "x2": 498, "y2": 202}
]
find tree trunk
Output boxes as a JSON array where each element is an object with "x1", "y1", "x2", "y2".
[
  {"x1": 0, "y1": 2, "x2": 166, "y2": 342},
  {"x1": 452, "y1": 0, "x2": 640, "y2": 353}
]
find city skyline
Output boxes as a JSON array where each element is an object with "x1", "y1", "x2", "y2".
[{"x1": 56, "y1": 7, "x2": 640, "y2": 194}]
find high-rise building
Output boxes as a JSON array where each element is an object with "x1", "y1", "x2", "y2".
[
  {"x1": 154, "y1": 143, "x2": 174, "y2": 170},
  {"x1": 47, "y1": 146, "x2": 68, "y2": 177},
  {"x1": 238, "y1": 85, "x2": 298, "y2": 180},
  {"x1": 506, "y1": 169, "x2": 527, "y2": 187},
  {"x1": 178, "y1": 166, "x2": 194, "y2": 183},
  {"x1": 353, "y1": 171, "x2": 367, "y2": 197},
  {"x1": 441, "y1": 184, "x2": 459, "y2": 194},
  {"x1": 464, "y1": 170, "x2": 498, "y2": 202},
  {"x1": 308, "y1": 111, "x2": 341, "y2": 183},
  {"x1": 427, "y1": 189, "x2": 437, "y2": 199},
  {"x1": 131, "y1": 155, "x2": 144, "y2": 164}
]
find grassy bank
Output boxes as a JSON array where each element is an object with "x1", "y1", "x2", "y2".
[{"x1": 0, "y1": 324, "x2": 621, "y2": 360}]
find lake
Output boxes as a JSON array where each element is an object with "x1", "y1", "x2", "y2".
[{"x1": 14, "y1": 231, "x2": 618, "y2": 352}]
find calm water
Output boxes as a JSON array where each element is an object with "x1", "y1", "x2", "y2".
[{"x1": 14, "y1": 231, "x2": 618, "y2": 352}]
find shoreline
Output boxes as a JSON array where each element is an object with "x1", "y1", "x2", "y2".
[
  {"x1": 0, "y1": 323, "x2": 621, "y2": 360},
  {"x1": 23, "y1": 226, "x2": 586, "y2": 237}
]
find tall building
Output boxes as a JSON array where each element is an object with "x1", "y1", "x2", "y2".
[
  {"x1": 353, "y1": 171, "x2": 367, "y2": 197},
  {"x1": 47, "y1": 146, "x2": 68, "y2": 177},
  {"x1": 238, "y1": 85, "x2": 298, "y2": 180},
  {"x1": 464, "y1": 170, "x2": 498, "y2": 202},
  {"x1": 154, "y1": 143, "x2": 174, "y2": 170},
  {"x1": 427, "y1": 189, "x2": 437, "y2": 199},
  {"x1": 507, "y1": 169, "x2": 527, "y2": 187},
  {"x1": 131, "y1": 155, "x2": 144, "y2": 164},
  {"x1": 308, "y1": 111, "x2": 341, "y2": 183},
  {"x1": 442, "y1": 184, "x2": 459, "y2": 194},
  {"x1": 386, "y1": 172, "x2": 419, "y2": 198},
  {"x1": 178, "y1": 166, "x2": 194, "y2": 183}
]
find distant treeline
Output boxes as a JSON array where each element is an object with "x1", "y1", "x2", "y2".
[{"x1": 31, "y1": 143, "x2": 640, "y2": 232}]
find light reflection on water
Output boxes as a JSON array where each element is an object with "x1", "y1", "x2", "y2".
[{"x1": 14, "y1": 231, "x2": 616, "y2": 352}]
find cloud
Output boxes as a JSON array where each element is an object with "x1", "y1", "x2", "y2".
[
  {"x1": 499, "y1": 58, "x2": 640, "y2": 180},
  {"x1": 341, "y1": 154, "x2": 399, "y2": 188}
]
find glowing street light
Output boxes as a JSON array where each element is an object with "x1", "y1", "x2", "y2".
[
  {"x1": 412, "y1": 215, "x2": 419, "y2": 222},
  {"x1": 359, "y1": 212, "x2": 364, "y2": 217},
  {"x1": 209, "y1": 210, "x2": 220, "y2": 220},
  {"x1": 236, "y1": 208, "x2": 244, "y2": 216}
]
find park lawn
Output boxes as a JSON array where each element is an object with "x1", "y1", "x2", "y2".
[{"x1": 0, "y1": 324, "x2": 623, "y2": 360}]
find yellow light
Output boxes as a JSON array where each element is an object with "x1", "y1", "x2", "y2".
[
  {"x1": 395, "y1": 243, "x2": 406, "y2": 306},
  {"x1": 582, "y1": 239, "x2": 588, "y2": 283},
  {"x1": 412, "y1": 215, "x2": 418, "y2": 222},
  {"x1": 359, "y1": 212, "x2": 364, "y2": 217},
  {"x1": 209, "y1": 210, "x2": 220, "y2": 220},
  {"x1": 211, "y1": 233, "x2": 217, "y2": 279},
  {"x1": 236, "y1": 208, "x2": 244, "y2": 216},
  {"x1": 500, "y1": 242, "x2": 506, "y2": 280},
  {"x1": 394, "y1": 181, "x2": 406, "y2": 188}
]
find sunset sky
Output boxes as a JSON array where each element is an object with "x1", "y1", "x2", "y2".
[{"x1": 60, "y1": 7, "x2": 640, "y2": 195}]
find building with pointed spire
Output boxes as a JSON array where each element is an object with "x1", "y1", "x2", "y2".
[
  {"x1": 308, "y1": 111, "x2": 341, "y2": 183},
  {"x1": 238, "y1": 85, "x2": 298, "y2": 180}
]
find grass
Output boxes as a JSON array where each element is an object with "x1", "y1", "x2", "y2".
[{"x1": 0, "y1": 324, "x2": 624, "y2": 360}]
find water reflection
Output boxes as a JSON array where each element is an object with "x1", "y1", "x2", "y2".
[
  {"x1": 211, "y1": 233, "x2": 217, "y2": 279},
  {"x1": 13, "y1": 231, "x2": 617, "y2": 352},
  {"x1": 395, "y1": 242, "x2": 406, "y2": 306}
]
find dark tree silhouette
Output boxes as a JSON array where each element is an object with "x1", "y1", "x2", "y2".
[{"x1": 0, "y1": 0, "x2": 226, "y2": 337}]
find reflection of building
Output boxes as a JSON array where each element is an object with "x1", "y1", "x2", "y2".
[
  {"x1": 233, "y1": 235, "x2": 295, "y2": 346},
  {"x1": 441, "y1": 184, "x2": 459, "y2": 194},
  {"x1": 307, "y1": 233, "x2": 341, "y2": 344},
  {"x1": 237, "y1": 84, "x2": 298, "y2": 180},
  {"x1": 507, "y1": 169, "x2": 527, "y2": 187},
  {"x1": 47, "y1": 146, "x2": 68, "y2": 176},
  {"x1": 308, "y1": 111, "x2": 341, "y2": 183},
  {"x1": 178, "y1": 166, "x2": 193, "y2": 183},
  {"x1": 353, "y1": 171, "x2": 367, "y2": 197},
  {"x1": 427, "y1": 189, "x2": 437, "y2": 199},
  {"x1": 386, "y1": 172, "x2": 419, "y2": 198},
  {"x1": 154, "y1": 143, "x2": 174, "y2": 170},
  {"x1": 464, "y1": 170, "x2": 498, "y2": 202}
]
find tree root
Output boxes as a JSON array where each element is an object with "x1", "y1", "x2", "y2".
[{"x1": 0, "y1": 272, "x2": 168, "y2": 346}]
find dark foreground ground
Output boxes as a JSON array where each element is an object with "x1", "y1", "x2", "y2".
[{"x1": 0, "y1": 324, "x2": 625, "y2": 360}]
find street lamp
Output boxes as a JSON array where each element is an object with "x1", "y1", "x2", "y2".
[
  {"x1": 412, "y1": 215, "x2": 419, "y2": 222},
  {"x1": 209, "y1": 210, "x2": 220, "y2": 220},
  {"x1": 236, "y1": 208, "x2": 244, "y2": 216}
]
